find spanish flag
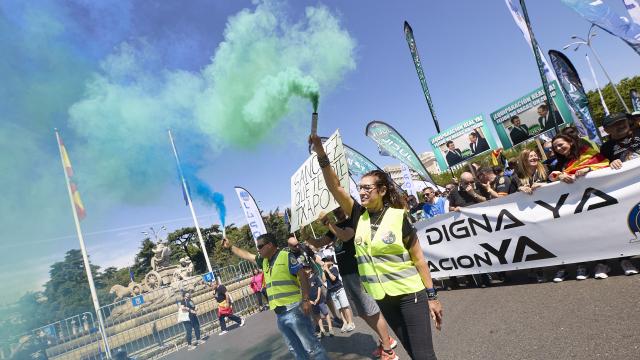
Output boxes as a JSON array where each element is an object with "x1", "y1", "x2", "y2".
[{"x1": 57, "y1": 134, "x2": 86, "y2": 220}]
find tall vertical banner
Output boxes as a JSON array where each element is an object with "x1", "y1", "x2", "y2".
[
  {"x1": 631, "y1": 89, "x2": 640, "y2": 112},
  {"x1": 548, "y1": 50, "x2": 601, "y2": 144},
  {"x1": 505, "y1": 0, "x2": 558, "y2": 84},
  {"x1": 400, "y1": 163, "x2": 417, "y2": 198},
  {"x1": 291, "y1": 130, "x2": 350, "y2": 232},
  {"x1": 366, "y1": 121, "x2": 435, "y2": 184},
  {"x1": 490, "y1": 81, "x2": 573, "y2": 149},
  {"x1": 344, "y1": 143, "x2": 382, "y2": 177},
  {"x1": 429, "y1": 114, "x2": 498, "y2": 172},
  {"x1": 404, "y1": 21, "x2": 441, "y2": 132},
  {"x1": 234, "y1": 187, "x2": 267, "y2": 244},
  {"x1": 562, "y1": 0, "x2": 640, "y2": 55},
  {"x1": 625, "y1": 0, "x2": 640, "y2": 25}
]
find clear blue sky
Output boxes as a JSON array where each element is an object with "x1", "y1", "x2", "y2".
[{"x1": 1, "y1": 0, "x2": 638, "y2": 304}]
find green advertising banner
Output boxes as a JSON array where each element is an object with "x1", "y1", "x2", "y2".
[
  {"x1": 365, "y1": 121, "x2": 434, "y2": 184},
  {"x1": 429, "y1": 114, "x2": 498, "y2": 172},
  {"x1": 490, "y1": 80, "x2": 572, "y2": 149}
]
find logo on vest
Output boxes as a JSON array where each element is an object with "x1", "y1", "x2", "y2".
[
  {"x1": 355, "y1": 236, "x2": 363, "y2": 245},
  {"x1": 381, "y1": 231, "x2": 396, "y2": 245}
]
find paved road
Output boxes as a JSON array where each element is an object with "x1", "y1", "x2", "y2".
[{"x1": 163, "y1": 271, "x2": 640, "y2": 359}]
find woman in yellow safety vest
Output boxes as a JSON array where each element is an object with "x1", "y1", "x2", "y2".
[{"x1": 310, "y1": 134, "x2": 443, "y2": 360}]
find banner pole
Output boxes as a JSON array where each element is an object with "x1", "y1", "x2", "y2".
[
  {"x1": 519, "y1": 0, "x2": 560, "y2": 134},
  {"x1": 585, "y1": 54, "x2": 610, "y2": 116},
  {"x1": 168, "y1": 130, "x2": 213, "y2": 274},
  {"x1": 55, "y1": 130, "x2": 111, "y2": 359}
]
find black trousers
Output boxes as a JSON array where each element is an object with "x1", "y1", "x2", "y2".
[
  {"x1": 255, "y1": 288, "x2": 268, "y2": 306},
  {"x1": 377, "y1": 291, "x2": 437, "y2": 360},
  {"x1": 183, "y1": 316, "x2": 201, "y2": 345}
]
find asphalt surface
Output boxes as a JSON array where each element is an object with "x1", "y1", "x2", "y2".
[{"x1": 162, "y1": 270, "x2": 640, "y2": 360}]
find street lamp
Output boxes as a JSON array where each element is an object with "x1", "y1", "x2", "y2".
[
  {"x1": 563, "y1": 25, "x2": 630, "y2": 113},
  {"x1": 141, "y1": 225, "x2": 167, "y2": 242}
]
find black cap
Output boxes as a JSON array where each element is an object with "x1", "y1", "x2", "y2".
[{"x1": 602, "y1": 113, "x2": 629, "y2": 127}]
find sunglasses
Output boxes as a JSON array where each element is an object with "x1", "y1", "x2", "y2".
[
  {"x1": 257, "y1": 242, "x2": 269, "y2": 250},
  {"x1": 357, "y1": 184, "x2": 378, "y2": 192}
]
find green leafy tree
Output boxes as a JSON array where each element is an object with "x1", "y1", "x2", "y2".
[
  {"x1": 586, "y1": 76, "x2": 640, "y2": 125},
  {"x1": 132, "y1": 238, "x2": 155, "y2": 279}
]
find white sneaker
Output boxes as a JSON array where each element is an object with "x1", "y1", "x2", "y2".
[
  {"x1": 340, "y1": 323, "x2": 348, "y2": 333},
  {"x1": 575, "y1": 265, "x2": 588, "y2": 280},
  {"x1": 240, "y1": 318, "x2": 245, "y2": 327},
  {"x1": 219, "y1": 330, "x2": 228, "y2": 336},
  {"x1": 346, "y1": 323, "x2": 355, "y2": 332},
  {"x1": 620, "y1": 259, "x2": 639, "y2": 275},
  {"x1": 553, "y1": 269, "x2": 566, "y2": 283},
  {"x1": 187, "y1": 345, "x2": 197, "y2": 351},
  {"x1": 594, "y1": 263, "x2": 609, "y2": 279}
]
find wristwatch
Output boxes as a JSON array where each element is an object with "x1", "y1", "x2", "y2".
[{"x1": 426, "y1": 287, "x2": 438, "y2": 301}]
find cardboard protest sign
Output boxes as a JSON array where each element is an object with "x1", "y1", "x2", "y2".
[{"x1": 290, "y1": 130, "x2": 349, "y2": 232}]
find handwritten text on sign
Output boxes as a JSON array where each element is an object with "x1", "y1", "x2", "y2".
[{"x1": 290, "y1": 130, "x2": 349, "y2": 232}]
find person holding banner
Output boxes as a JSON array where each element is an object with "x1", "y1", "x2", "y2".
[
  {"x1": 515, "y1": 149, "x2": 548, "y2": 195},
  {"x1": 221, "y1": 235, "x2": 329, "y2": 360},
  {"x1": 548, "y1": 134, "x2": 609, "y2": 183},
  {"x1": 311, "y1": 134, "x2": 442, "y2": 360}
]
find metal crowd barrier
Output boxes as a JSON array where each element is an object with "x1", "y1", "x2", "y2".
[{"x1": 24, "y1": 261, "x2": 262, "y2": 360}]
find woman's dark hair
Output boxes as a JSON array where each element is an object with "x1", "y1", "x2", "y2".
[
  {"x1": 551, "y1": 134, "x2": 581, "y2": 168},
  {"x1": 362, "y1": 170, "x2": 406, "y2": 209}
]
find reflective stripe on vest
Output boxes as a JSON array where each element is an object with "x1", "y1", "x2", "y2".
[
  {"x1": 263, "y1": 249, "x2": 302, "y2": 309},
  {"x1": 353, "y1": 207, "x2": 425, "y2": 300}
]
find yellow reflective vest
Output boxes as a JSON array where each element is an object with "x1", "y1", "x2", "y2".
[
  {"x1": 354, "y1": 207, "x2": 425, "y2": 300},
  {"x1": 263, "y1": 249, "x2": 302, "y2": 309}
]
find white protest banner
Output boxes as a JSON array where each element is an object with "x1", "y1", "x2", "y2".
[
  {"x1": 417, "y1": 158, "x2": 640, "y2": 279},
  {"x1": 291, "y1": 130, "x2": 350, "y2": 232},
  {"x1": 234, "y1": 187, "x2": 267, "y2": 245}
]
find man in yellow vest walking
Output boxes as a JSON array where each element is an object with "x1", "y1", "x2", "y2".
[{"x1": 222, "y1": 234, "x2": 329, "y2": 360}]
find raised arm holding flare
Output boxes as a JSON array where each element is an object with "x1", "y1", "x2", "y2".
[{"x1": 309, "y1": 133, "x2": 442, "y2": 360}]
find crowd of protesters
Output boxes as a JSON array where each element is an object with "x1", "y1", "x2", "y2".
[
  {"x1": 176, "y1": 112, "x2": 639, "y2": 359},
  {"x1": 407, "y1": 112, "x2": 640, "y2": 287}
]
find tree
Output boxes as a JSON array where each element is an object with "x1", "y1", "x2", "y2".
[
  {"x1": 132, "y1": 238, "x2": 155, "y2": 279},
  {"x1": 586, "y1": 76, "x2": 640, "y2": 125}
]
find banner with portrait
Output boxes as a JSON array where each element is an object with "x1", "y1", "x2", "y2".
[
  {"x1": 429, "y1": 114, "x2": 498, "y2": 172},
  {"x1": 490, "y1": 80, "x2": 573, "y2": 149}
]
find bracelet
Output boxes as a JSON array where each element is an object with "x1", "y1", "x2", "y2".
[
  {"x1": 426, "y1": 287, "x2": 438, "y2": 301},
  {"x1": 317, "y1": 155, "x2": 331, "y2": 168}
]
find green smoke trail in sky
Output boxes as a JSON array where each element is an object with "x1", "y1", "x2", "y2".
[{"x1": 0, "y1": 0, "x2": 356, "y2": 303}]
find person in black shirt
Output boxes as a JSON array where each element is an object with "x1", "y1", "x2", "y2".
[
  {"x1": 307, "y1": 207, "x2": 399, "y2": 358},
  {"x1": 312, "y1": 132, "x2": 442, "y2": 360},
  {"x1": 448, "y1": 172, "x2": 488, "y2": 211},
  {"x1": 600, "y1": 113, "x2": 640, "y2": 168},
  {"x1": 476, "y1": 167, "x2": 518, "y2": 199},
  {"x1": 598, "y1": 113, "x2": 640, "y2": 277}
]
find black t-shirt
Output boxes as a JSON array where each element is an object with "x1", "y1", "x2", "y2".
[
  {"x1": 309, "y1": 274, "x2": 325, "y2": 303},
  {"x1": 325, "y1": 218, "x2": 358, "y2": 275},
  {"x1": 448, "y1": 182, "x2": 489, "y2": 208},
  {"x1": 325, "y1": 266, "x2": 343, "y2": 293},
  {"x1": 214, "y1": 285, "x2": 227, "y2": 303},
  {"x1": 350, "y1": 202, "x2": 417, "y2": 250},
  {"x1": 491, "y1": 175, "x2": 518, "y2": 195},
  {"x1": 600, "y1": 128, "x2": 640, "y2": 162}
]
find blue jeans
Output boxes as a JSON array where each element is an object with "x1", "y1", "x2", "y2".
[{"x1": 276, "y1": 304, "x2": 328, "y2": 360}]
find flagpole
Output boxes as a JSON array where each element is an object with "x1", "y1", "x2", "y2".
[
  {"x1": 54, "y1": 130, "x2": 111, "y2": 359},
  {"x1": 519, "y1": 0, "x2": 560, "y2": 134},
  {"x1": 585, "y1": 54, "x2": 610, "y2": 116},
  {"x1": 167, "y1": 130, "x2": 213, "y2": 274}
]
